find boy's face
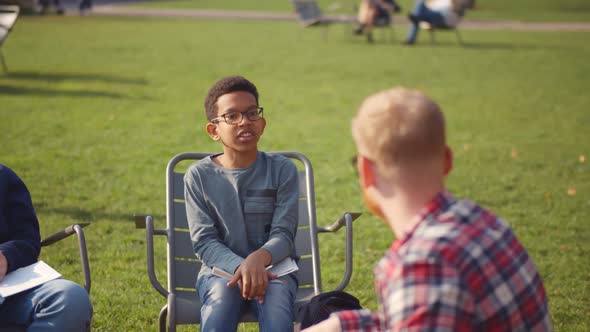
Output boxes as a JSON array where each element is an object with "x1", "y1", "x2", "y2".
[{"x1": 207, "y1": 91, "x2": 266, "y2": 154}]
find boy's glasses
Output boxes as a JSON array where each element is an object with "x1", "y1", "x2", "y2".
[{"x1": 211, "y1": 107, "x2": 264, "y2": 125}]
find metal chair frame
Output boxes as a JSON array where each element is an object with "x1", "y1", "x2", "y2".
[
  {"x1": 135, "y1": 151, "x2": 360, "y2": 331},
  {"x1": 0, "y1": 5, "x2": 20, "y2": 73},
  {"x1": 0, "y1": 223, "x2": 91, "y2": 332}
]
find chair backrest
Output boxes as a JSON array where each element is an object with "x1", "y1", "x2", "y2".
[
  {"x1": 291, "y1": 0, "x2": 323, "y2": 26},
  {"x1": 0, "y1": 5, "x2": 19, "y2": 47},
  {"x1": 165, "y1": 152, "x2": 321, "y2": 325},
  {"x1": 0, "y1": 5, "x2": 19, "y2": 30}
]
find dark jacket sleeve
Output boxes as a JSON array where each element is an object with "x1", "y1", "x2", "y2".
[{"x1": 0, "y1": 165, "x2": 41, "y2": 273}]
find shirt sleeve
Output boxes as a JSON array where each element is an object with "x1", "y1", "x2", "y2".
[
  {"x1": 335, "y1": 309, "x2": 386, "y2": 331},
  {"x1": 184, "y1": 167, "x2": 244, "y2": 274},
  {"x1": 260, "y1": 158, "x2": 299, "y2": 264},
  {"x1": 382, "y1": 258, "x2": 475, "y2": 331},
  {"x1": 0, "y1": 167, "x2": 41, "y2": 273}
]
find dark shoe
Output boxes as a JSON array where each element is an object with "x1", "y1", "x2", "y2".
[
  {"x1": 353, "y1": 24, "x2": 365, "y2": 35},
  {"x1": 393, "y1": 4, "x2": 402, "y2": 13},
  {"x1": 56, "y1": 8, "x2": 65, "y2": 15},
  {"x1": 408, "y1": 14, "x2": 419, "y2": 24}
]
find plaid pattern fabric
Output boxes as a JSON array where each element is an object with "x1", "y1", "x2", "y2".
[{"x1": 335, "y1": 191, "x2": 551, "y2": 331}]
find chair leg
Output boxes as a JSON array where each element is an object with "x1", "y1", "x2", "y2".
[
  {"x1": 159, "y1": 305, "x2": 168, "y2": 332},
  {"x1": 429, "y1": 29, "x2": 435, "y2": 45},
  {"x1": 0, "y1": 50, "x2": 7, "y2": 73},
  {"x1": 321, "y1": 24, "x2": 330, "y2": 41},
  {"x1": 389, "y1": 24, "x2": 396, "y2": 43},
  {"x1": 455, "y1": 29, "x2": 463, "y2": 45}
]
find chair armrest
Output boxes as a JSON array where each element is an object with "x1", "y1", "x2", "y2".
[
  {"x1": 317, "y1": 212, "x2": 361, "y2": 233},
  {"x1": 134, "y1": 214, "x2": 168, "y2": 298},
  {"x1": 317, "y1": 212, "x2": 361, "y2": 291},
  {"x1": 41, "y1": 223, "x2": 91, "y2": 293}
]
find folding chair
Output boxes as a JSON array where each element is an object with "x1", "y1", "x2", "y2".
[
  {"x1": 0, "y1": 5, "x2": 19, "y2": 73},
  {"x1": 291, "y1": 0, "x2": 334, "y2": 40},
  {"x1": 135, "y1": 151, "x2": 361, "y2": 332},
  {"x1": 368, "y1": 8, "x2": 396, "y2": 43},
  {"x1": 421, "y1": 21, "x2": 463, "y2": 45},
  {"x1": 0, "y1": 223, "x2": 91, "y2": 332}
]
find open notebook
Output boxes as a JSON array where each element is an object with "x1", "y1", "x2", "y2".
[
  {"x1": 212, "y1": 257, "x2": 299, "y2": 280},
  {"x1": 0, "y1": 261, "x2": 61, "y2": 303}
]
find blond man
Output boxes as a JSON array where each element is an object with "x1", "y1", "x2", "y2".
[{"x1": 303, "y1": 88, "x2": 551, "y2": 331}]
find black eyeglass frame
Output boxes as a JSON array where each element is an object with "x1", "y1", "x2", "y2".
[{"x1": 210, "y1": 107, "x2": 264, "y2": 125}]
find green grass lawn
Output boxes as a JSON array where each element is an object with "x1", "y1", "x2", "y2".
[
  {"x1": 1, "y1": 15, "x2": 589, "y2": 331},
  {"x1": 128, "y1": 0, "x2": 590, "y2": 22}
]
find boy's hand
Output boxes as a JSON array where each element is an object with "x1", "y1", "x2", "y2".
[{"x1": 227, "y1": 249, "x2": 272, "y2": 303}]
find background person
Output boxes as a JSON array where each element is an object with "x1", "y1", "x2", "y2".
[
  {"x1": 404, "y1": 0, "x2": 466, "y2": 45},
  {"x1": 303, "y1": 87, "x2": 551, "y2": 331},
  {"x1": 353, "y1": 0, "x2": 401, "y2": 42}
]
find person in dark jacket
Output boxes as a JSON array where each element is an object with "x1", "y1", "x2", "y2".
[{"x1": 0, "y1": 164, "x2": 92, "y2": 330}]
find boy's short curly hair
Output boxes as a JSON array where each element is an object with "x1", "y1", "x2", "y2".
[{"x1": 204, "y1": 76, "x2": 259, "y2": 121}]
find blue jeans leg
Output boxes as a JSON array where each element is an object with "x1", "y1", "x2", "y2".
[
  {"x1": 197, "y1": 275, "x2": 245, "y2": 332},
  {"x1": 250, "y1": 277, "x2": 297, "y2": 332},
  {"x1": 406, "y1": 0, "x2": 445, "y2": 43},
  {"x1": 0, "y1": 279, "x2": 92, "y2": 331},
  {"x1": 197, "y1": 275, "x2": 297, "y2": 332}
]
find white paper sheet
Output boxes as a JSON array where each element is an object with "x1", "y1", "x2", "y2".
[
  {"x1": 0, "y1": 261, "x2": 61, "y2": 298},
  {"x1": 212, "y1": 257, "x2": 299, "y2": 280}
]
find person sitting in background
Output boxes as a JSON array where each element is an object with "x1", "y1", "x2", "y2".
[
  {"x1": 353, "y1": 0, "x2": 401, "y2": 42},
  {"x1": 0, "y1": 164, "x2": 93, "y2": 330},
  {"x1": 404, "y1": 0, "x2": 466, "y2": 45},
  {"x1": 303, "y1": 87, "x2": 551, "y2": 331},
  {"x1": 38, "y1": 0, "x2": 65, "y2": 15},
  {"x1": 79, "y1": 0, "x2": 93, "y2": 15}
]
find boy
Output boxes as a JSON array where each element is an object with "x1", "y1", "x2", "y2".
[{"x1": 184, "y1": 76, "x2": 298, "y2": 331}]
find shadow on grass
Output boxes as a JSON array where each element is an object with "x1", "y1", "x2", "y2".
[
  {"x1": 2, "y1": 71, "x2": 148, "y2": 85},
  {"x1": 414, "y1": 40, "x2": 584, "y2": 51},
  {"x1": 36, "y1": 205, "x2": 166, "y2": 224},
  {"x1": 0, "y1": 84, "x2": 127, "y2": 99}
]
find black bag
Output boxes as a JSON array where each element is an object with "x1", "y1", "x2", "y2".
[{"x1": 297, "y1": 290, "x2": 363, "y2": 329}]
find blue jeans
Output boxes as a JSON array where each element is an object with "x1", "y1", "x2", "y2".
[
  {"x1": 0, "y1": 279, "x2": 92, "y2": 331},
  {"x1": 406, "y1": 0, "x2": 446, "y2": 43},
  {"x1": 197, "y1": 274, "x2": 297, "y2": 332}
]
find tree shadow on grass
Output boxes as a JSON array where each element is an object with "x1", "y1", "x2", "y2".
[
  {"x1": 35, "y1": 205, "x2": 166, "y2": 224},
  {"x1": 0, "y1": 84, "x2": 127, "y2": 99},
  {"x1": 1, "y1": 71, "x2": 148, "y2": 85},
  {"x1": 421, "y1": 40, "x2": 584, "y2": 51}
]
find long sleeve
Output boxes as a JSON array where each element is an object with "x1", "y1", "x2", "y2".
[
  {"x1": 0, "y1": 165, "x2": 41, "y2": 273},
  {"x1": 184, "y1": 153, "x2": 300, "y2": 277},
  {"x1": 184, "y1": 167, "x2": 244, "y2": 274}
]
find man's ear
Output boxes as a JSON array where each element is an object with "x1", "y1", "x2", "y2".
[
  {"x1": 206, "y1": 122, "x2": 220, "y2": 141},
  {"x1": 358, "y1": 155, "x2": 377, "y2": 188},
  {"x1": 444, "y1": 145, "x2": 453, "y2": 176}
]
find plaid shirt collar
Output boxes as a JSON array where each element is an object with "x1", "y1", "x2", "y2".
[{"x1": 390, "y1": 190, "x2": 456, "y2": 252}]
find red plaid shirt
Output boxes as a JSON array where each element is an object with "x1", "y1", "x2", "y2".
[{"x1": 335, "y1": 191, "x2": 551, "y2": 331}]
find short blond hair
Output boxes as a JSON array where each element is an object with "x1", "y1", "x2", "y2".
[{"x1": 352, "y1": 87, "x2": 446, "y2": 180}]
